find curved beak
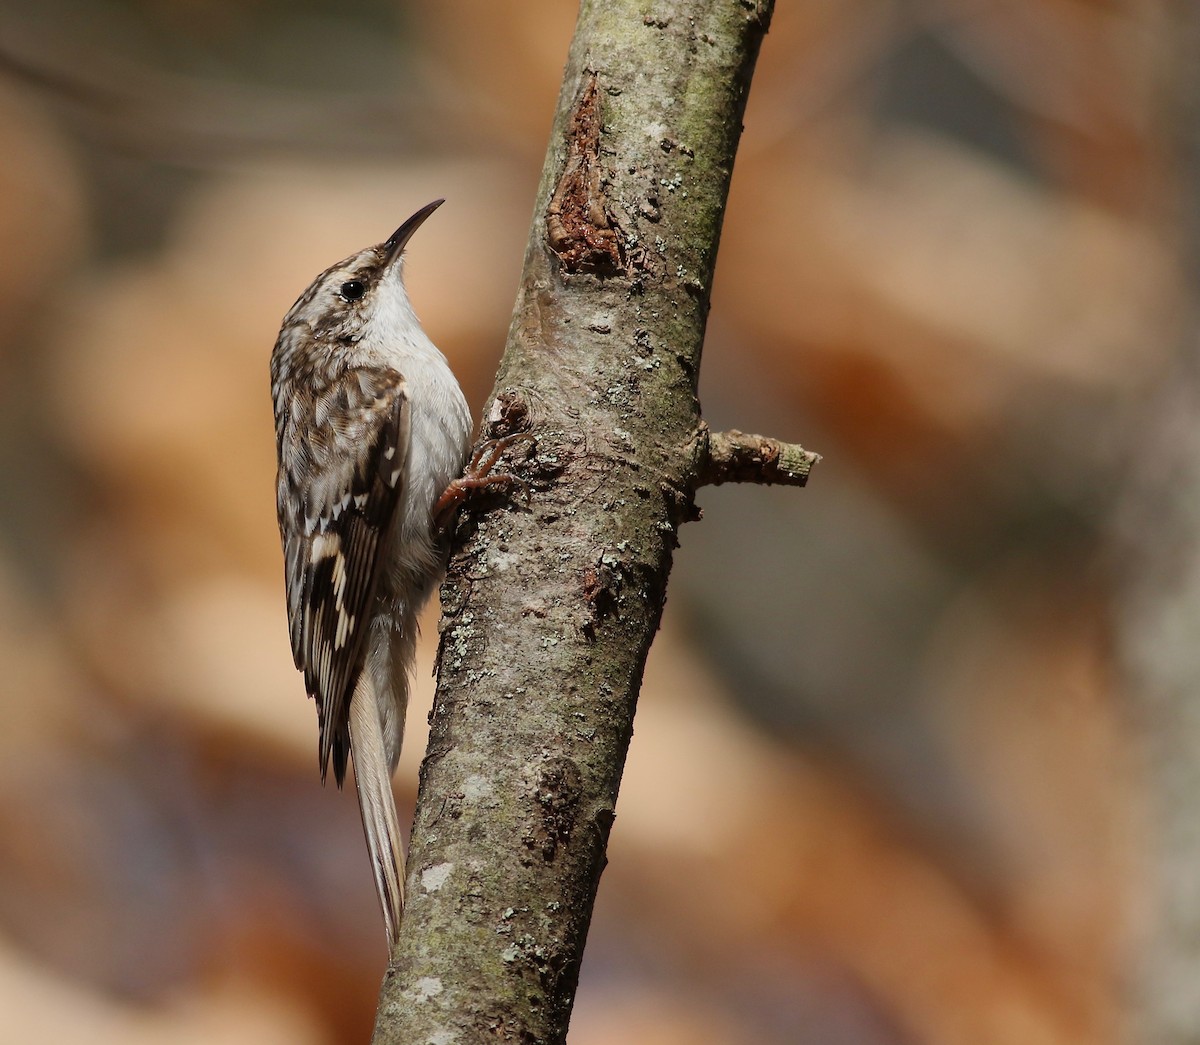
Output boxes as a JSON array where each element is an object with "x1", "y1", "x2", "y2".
[{"x1": 382, "y1": 198, "x2": 444, "y2": 266}]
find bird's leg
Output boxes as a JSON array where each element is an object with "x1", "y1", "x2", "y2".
[{"x1": 434, "y1": 433, "x2": 533, "y2": 531}]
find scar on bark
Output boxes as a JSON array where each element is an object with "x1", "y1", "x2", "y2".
[
  {"x1": 546, "y1": 73, "x2": 625, "y2": 276},
  {"x1": 522, "y1": 756, "x2": 583, "y2": 862}
]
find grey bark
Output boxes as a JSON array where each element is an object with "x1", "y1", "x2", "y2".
[
  {"x1": 1119, "y1": 6, "x2": 1200, "y2": 1042},
  {"x1": 1122, "y1": 366, "x2": 1200, "y2": 1044},
  {"x1": 371, "y1": 2, "x2": 793, "y2": 1042}
]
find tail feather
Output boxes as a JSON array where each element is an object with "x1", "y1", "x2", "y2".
[{"x1": 348, "y1": 681, "x2": 406, "y2": 946}]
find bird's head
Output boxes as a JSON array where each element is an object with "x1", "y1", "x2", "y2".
[{"x1": 281, "y1": 198, "x2": 444, "y2": 349}]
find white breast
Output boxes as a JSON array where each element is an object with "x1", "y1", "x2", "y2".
[{"x1": 356, "y1": 264, "x2": 473, "y2": 587}]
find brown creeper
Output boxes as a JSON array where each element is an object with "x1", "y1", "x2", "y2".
[{"x1": 270, "y1": 199, "x2": 472, "y2": 945}]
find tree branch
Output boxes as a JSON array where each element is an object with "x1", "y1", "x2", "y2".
[
  {"x1": 373, "y1": 3, "x2": 788, "y2": 1041},
  {"x1": 700, "y1": 426, "x2": 820, "y2": 488}
]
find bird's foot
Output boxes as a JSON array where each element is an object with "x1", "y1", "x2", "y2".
[{"x1": 434, "y1": 433, "x2": 533, "y2": 531}]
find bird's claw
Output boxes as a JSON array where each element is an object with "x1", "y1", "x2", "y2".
[{"x1": 434, "y1": 432, "x2": 534, "y2": 531}]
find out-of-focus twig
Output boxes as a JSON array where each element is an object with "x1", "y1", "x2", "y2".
[{"x1": 0, "y1": 19, "x2": 464, "y2": 165}]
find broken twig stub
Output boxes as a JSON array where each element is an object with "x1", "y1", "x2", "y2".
[{"x1": 700, "y1": 427, "x2": 820, "y2": 488}]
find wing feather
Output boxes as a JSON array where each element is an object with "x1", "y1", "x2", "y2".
[{"x1": 276, "y1": 366, "x2": 409, "y2": 785}]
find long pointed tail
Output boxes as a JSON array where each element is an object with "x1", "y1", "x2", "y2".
[{"x1": 348, "y1": 681, "x2": 406, "y2": 946}]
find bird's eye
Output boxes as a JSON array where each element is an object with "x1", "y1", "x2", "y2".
[{"x1": 339, "y1": 280, "x2": 366, "y2": 301}]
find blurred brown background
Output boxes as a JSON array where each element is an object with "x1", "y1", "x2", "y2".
[{"x1": 0, "y1": 0, "x2": 1192, "y2": 1042}]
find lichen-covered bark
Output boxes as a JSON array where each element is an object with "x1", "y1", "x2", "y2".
[{"x1": 372, "y1": 3, "x2": 774, "y2": 1042}]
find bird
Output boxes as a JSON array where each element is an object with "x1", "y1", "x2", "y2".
[{"x1": 269, "y1": 199, "x2": 474, "y2": 946}]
